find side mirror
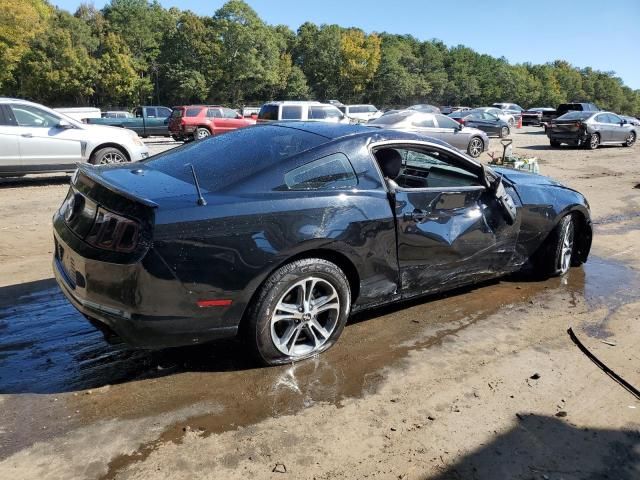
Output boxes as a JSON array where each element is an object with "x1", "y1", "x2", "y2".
[
  {"x1": 57, "y1": 119, "x2": 73, "y2": 129},
  {"x1": 456, "y1": 122, "x2": 464, "y2": 131},
  {"x1": 621, "y1": 120, "x2": 627, "y2": 125}
]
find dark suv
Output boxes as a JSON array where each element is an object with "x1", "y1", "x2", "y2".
[{"x1": 555, "y1": 103, "x2": 600, "y2": 117}]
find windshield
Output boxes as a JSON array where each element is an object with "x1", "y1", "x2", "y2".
[
  {"x1": 144, "y1": 125, "x2": 328, "y2": 191},
  {"x1": 370, "y1": 112, "x2": 412, "y2": 125},
  {"x1": 557, "y1": 111, "x2": 592, "y2": 120}
]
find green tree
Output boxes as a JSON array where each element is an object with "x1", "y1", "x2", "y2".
[
  {"x1": 339, "y1": 29, "x2": 381, "y2": 101},
  {"x1": 0, "y1": 0, "x2": 51, "y2": 92}
]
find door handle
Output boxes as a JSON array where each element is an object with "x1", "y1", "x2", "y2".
[
  {"x1": 21, "y1": 133, "x2": 33, "y2": 138},
  {"x1": 404, "y1": 209, "x2": 428, "y2": 222}
]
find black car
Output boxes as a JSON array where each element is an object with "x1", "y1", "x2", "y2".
[
  {"x1": 53, "y1": 123, "x2": 592, "y2": 365},
  {"x1": 547, "y1": 111, "x2": 637, "y2": 149},
  {"x1": 448, "y1": 110, "x2": 510, "y2": 138},
  {"x1": 521, "y1": 107, "x2": 555, "y2": 126}
]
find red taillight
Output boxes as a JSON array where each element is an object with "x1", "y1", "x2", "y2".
[
  {"x1": 85, "y1": 207, "x2": 140, "y2": 253},
  {"x1": 456, "y1": 118, "x2": 465, "y2": 124}
]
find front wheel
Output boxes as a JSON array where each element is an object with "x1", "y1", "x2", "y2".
[
  {"x1": 624, "y1": 131, "x2": 636, "y2": 147},
  {"x1": 500, "y1": 126, "x2": 510, "y2": 138},
  {"x1": 587, "y1": 133, "x2": 600, "y2": 150},
  {"x1": 467, "y1": 137, "x2": 484, "y2": 158},
  {"x1": 531, "y1": 215, "x2": 575, "y2": 278},
  {"x1": 89, "y1": 147, "x2": 128, "y2": 165},
  {"x1": 245, "y1": 258, "x2": 351, "y2": 366}
]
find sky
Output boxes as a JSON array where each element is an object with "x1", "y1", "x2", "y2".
[{"x1": 51, "y1": 0, "x2": 640, "y2": 89}]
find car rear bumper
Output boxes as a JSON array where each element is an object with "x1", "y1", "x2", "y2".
[
  {"x1": 52, "y1": 225, "x2": 239, "y2": 349},
  {"x1": 547, "y1": 131, "x2": 589, "y2": 145}
]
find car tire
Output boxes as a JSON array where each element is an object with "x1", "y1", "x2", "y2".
[
  {"x1": 500, "y1": 126, "x2": 510, "y2": 138},
  {"x1": 624, "y1": 131, "x2": 636, "y2": 147},
  {"x1": 586, "y1": 133, "x2": 600, "y2": 150},
  {"x1": 467, "y1": 137, "x2": 484, "y2": 158},
  {"x1": 550, "y1": 140, "x2": 561, "y2": 148},
  {"x1": 245, "y1": 258, "x2": 351, "y2": 366},
  {"x1": 531, "y1": 214, "x2": 575, "y2": 278},
  {"x1": 195, "y1": 127, "x2": 210, "y2": 140},
  {"x1": 89, "y1": 147, "x2": 129, "y2": 165}
]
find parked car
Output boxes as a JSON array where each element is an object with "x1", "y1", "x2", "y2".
[
  {"x1": 370, "y1": 110, "x2": 489, "y2": 157},
  {"x1": 54, "y1": 107, "x2": 101, "y2": 122},
  {"x1": 0, "y1": 98, "x2": 148, "y2": 177},
  {"x1": 621, "y1": 115, "x2": 640, "y2": 126},
  {"x1": 52, "y1": 122, "x2": 592, "y2": 365},
  {"x1": 542, "y1": 103, "x2": 601, "y2": 130},
  {"x1": 521, "y1": 107, "x2": 555, "y2": 126},
  {"x1": 492, "y1": 103, "x2": 524, "y2": 119},
  {"x1": 448, "y1": 110, "x2": 510, "y2": 138},
  {"x1": 547, "y1": 111, "x2": 637, "y2": 149},
  {"x1": 338, "y1": 104, "x2": 382, "y2": 122},
  {"x1": 168, "y1": 105, "x2": 256, "y2": 141},
  {"x1": 257, "y1": 101, "x2": 349, "y2": 123},
  {"x1": 407, "y1": 104, "x2": 441, "y2": 114},
  {"x1": 102, "y1": 111, "x2": 134, "y2": 119},
  {"x1": 475, "y1": 107, "x2": 515, "y2": 127},
  {"x1": 86, "y1": 106, "x2": 172, "y2": 137}
]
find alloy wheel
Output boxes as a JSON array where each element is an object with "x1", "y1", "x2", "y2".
[
  {"x1": 589, "y1": 133, "x2": 599, "y2": 149},
  {"x1": 99, "y1": 152, "x2": 126, "y2": 164},
  {"x1": 270, "y1": 276, "x2": 340, "y2": 357},
  {"x1": 501, "y1": 126, "x2": 509, "y2": 138},
  {"x1": 626, "y1": 132, "x2": 636, "y2": 146},
  {"x1": 196, "y1": 128, "x2": 210, "y2": 140},
  {"x1": 558, "y1": 220, "x2": 574, "y2": 275},
  {"x1": 468, "y1": 138, "x2": 483, "y2": 157}
]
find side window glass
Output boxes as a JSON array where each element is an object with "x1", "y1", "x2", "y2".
[
  {"x1": 595, "y1": 114, "x2": 606, "y2": 123},
  {"x1": 207, "y1": 108, "x2": 221, "y2": 118},
  {"x1": 0, "y1": 106, "x2": 17, "y2": 126},
  {"x1": 411, "y1": 117, "x2": 435, "y2": 128},
  {"x1": 134, "y1": 108, "x2": 142, "y2": 118},
  {"x1": 146, "y1": 107, "x2": 157, "y2": 118},
  {"x1": 10, "y1": 104, "x2": 60, "y2": 127},
  {"x1": 607, "y1": 114, "x2": 621, "y2": 124},
  {"x1": 223, "y1": 108, "x2": 238, "y2": 119},
  {"x1": 435, "y1": 115, "x2": 460, "y2": 129},
  {"x1": 281, "y1": 106, "x2": 302, "y2": 120},
  {"x1": 158, "y1": 107, "x2": 171, "y2": 117},
  {"x1": 395, "y1": 148, "x2": 480, "y2": 189},
  {"x1": 285, "y1": 153, "x2": 357, "y2": 190}
]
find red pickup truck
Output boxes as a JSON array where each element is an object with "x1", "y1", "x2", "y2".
[{"x1": 168, "y1": 105, "x2": 256, "y2": 141}]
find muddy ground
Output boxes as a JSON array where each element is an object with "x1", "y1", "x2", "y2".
[{"x1": 0, "y1": 129, "x2": 638, "y2": 479}]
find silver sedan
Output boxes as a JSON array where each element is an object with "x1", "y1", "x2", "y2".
[{"x1": 370, "y1": 110, "x2": 490, "y2": 158}]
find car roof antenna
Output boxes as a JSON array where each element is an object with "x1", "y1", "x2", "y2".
[{"x1": 187, "y1": 163, "x2": 207, "y2": 206}]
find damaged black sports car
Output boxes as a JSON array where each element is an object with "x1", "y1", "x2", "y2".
[{"x1": 53, "y1": 123, "x2": 592, "y2": 365}]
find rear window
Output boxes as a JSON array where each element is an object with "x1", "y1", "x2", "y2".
[
  {"x1": 185, "y1": 107, "x2": 203, "y2": 117},
  {"x1": 309, "y1": 106, "x2": 343, "y2": 120},
  {"x1": 145, "y1": 125, "x2": 328, "y2": 191},
  {"x1": 371, "y1": 112, "x2": 412, "y2": 125},
  {"x1": 557, "y1": 111, "x2": 592, "y2": 120},
  {"x1": 258, "y1": 105, "x2": 279, "y2": 120},
  {"x1": 284, "y1": 153, "x2": 357, "y2": 190},
  {"x1": 556, "y1": 104, "x2": 582, "y2": 115}
]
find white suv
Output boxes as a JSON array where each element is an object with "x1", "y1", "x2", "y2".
[
  {"x1": 0, "y1": 98, "x2": 149, "y2": 177},
  {"x1": 257, "y1": 101, "x2": 349, "y2": 123}
]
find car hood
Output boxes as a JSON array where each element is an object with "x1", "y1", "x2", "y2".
[{"x1": 492, "y1": 167, "x2": 562, "y2": 186}]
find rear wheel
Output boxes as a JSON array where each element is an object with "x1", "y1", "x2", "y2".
[
  {"x1": 89, "y1": 147, "x2": 128, "y2": 165},
  {"x1": 587, "y1": 133, "x2": 600, "y2": 150},
  {"x1": 508, "y1": 118, "x2": 515, "y2": 127},
  {"x1": 195, "y1": 127, "x2": 210, "y2": 140},
  {"x1": 624, "y1": 131, "x2": 636, "y2": 147},
  {"x1": 467, "y1": 137, "x2": 484, "y2": 158},
  {"x1": 500, "y1": 126, "x2": 510, "y2": 138},
  {"x1": 531, "y1": 215, "x2": 575, "y2": 278},
  {"x1": 245, "y1": 258, "x2": 351, "y2": 366}
]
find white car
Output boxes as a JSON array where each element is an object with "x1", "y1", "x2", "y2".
[
  {"x1": 476, "y1": 107, "x2": 516, "y2": 127},
  {"x1": 257, "y1": 101, "x2": 350, "y2": 123},
  {"x1": 338, "y1": 104, "x2": 382, "y2": 122},
  {"x1": 0, "y1": 98, "x2": 149, "y2": 178}
]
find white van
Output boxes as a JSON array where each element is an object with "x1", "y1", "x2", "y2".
[
  {"x1": 54, "y1": 107, "x2": 101, "y2": 122},
  {"x1": 257, "y1": 101, "x2": 349, "y2": 123}
]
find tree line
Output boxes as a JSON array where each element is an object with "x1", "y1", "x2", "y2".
[{"x1": 1, "y1": 0, "x2": 639, "y2": 115}]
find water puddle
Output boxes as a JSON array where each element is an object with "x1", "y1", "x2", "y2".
[{"x1": 0, "y1": 255, "x2": 639, "y2": 466}]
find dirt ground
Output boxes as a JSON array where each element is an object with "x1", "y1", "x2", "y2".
[{"x1": 0, "y1": 128, "x2": 638, "y2": 479}]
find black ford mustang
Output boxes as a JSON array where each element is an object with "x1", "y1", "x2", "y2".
[{"x1": 53, "y1": 123, "x2": 592, "y2": 365}]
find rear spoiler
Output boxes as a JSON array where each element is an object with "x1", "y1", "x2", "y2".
[{"x1": 76, "y1": 163, "x2": 159, "y2": 208}]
